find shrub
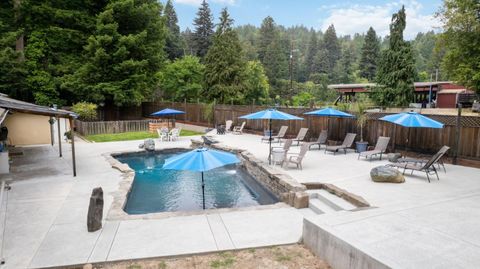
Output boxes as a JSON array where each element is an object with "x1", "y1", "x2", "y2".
[{"x1": 72, "y1": 102, "x2": 97, "y2": 121}]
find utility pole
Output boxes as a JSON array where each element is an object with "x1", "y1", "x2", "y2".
[{"x1": 289, "y1": 40, "x2": 293, "y2": 91}]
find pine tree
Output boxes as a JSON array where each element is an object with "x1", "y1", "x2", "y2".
[
  {"x1": 182, "y1": 27, "x2": 194, "y2": 55},
  {"x1": 192, "y1": 0, "x2": 214, "y2": 59},
  {"x1": 373, "y1": 6, "x2": 417, "y2": 106},
  {"x1": 65, "y1": 0, "x2": 166, "y2": 106},
  {"x1": 322, "y1": 24, "x2": 341, "y2": 77},
  {"x1": 164, "y1": 0, "x2": 183, "y2": 60},
  {"x1": 359, "y1": 27, "x2": 380, "y2": 81},
  {"x1": 334, "y1": 43, "x2": 355, "y2": 83},
  {"x1": 204, "y1": 8, "x2": 245, "y2": 103},
  {"x1": 305, "y1": 29, "x2": 317, "y2": 79},
  {"x1": 257, "y1": 16, "x2": 288, "y2": 82}
]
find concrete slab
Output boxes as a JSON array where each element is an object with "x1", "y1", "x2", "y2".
[
  {"x1": 206, "y1": 214, "x2": 235, "y2": 250},
  {"x1": 106, "y1": 215, "x2": 218, "y2": 261},
  {"x1": 88, "y1": 221, "x2": 120, "y2": 263}
]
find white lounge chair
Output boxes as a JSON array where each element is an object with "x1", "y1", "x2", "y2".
[
  {"x1": 325, "y1": 133, "x2": 357, "y2": 155},
  {"x1": 307, "y1": 130, "x2": 328, "y2": 150},
  {"x1": 169, "y1": 128, "x2": 181, "y2": 141},
  {"x1": 225, "y1": 120, "x2": 233, "y2": 132},
  {"x1": 284, "y1": 143, "x2": 309, "y2": 170},
  {"x1": 232, "y1": 122, "x2": 246, "y2": 134}
]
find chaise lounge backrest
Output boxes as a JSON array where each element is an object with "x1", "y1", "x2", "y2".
[
  {"x1": 342, "y1": 133, "x2": 357, "y2": 147},
  {"x1": 374, "y1": 136, "x2": 391, "y2": 152},
  {"x1": 422, "y1": 146, "x2": 450, "y2": 169}
]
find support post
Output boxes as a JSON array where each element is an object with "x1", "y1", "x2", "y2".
[
  {"x1": 69, "y1": 118, "x2": 77, "y2": 177},
  {"x1": 268, "y1": 119, "x2": 272, "y2": 165},
  {"x1": 453, "y1": 104, "x2": 462, "y2": 165},
  {"x1": 57, "y1": 117, "x2": 62, "y2": 157},
  {"x1": 201, "y1": 172, "x2": 205, "y2": 210},
  {"x1": 49, "y1": 117, "x2": 54, "y2": 146}
]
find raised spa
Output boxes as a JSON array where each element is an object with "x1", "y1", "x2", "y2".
[{"x1": 115, "y1": 149, "x2": 278, "y2": 214}]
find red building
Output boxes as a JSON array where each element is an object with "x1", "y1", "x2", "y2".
[{"x1": 329, "y1": 81, "x2": 473, "y2": 108}]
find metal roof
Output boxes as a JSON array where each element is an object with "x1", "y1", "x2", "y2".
[{"x1": 0, "y1": 94, "x2": 77, "y2": 118}]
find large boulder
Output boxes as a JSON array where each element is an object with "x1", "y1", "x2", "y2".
[
  {"x1": 144, "y1": 139, "x2": 155, "y2": 151},
  {"x1": 87, "y1": 187, "x2": 104, "y2": 232},
  {"x1": 370, "y1": 166, "x2": 405, "y2": 183}
]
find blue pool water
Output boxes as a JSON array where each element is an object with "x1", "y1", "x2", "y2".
[{"x1": 115, "y1": 149, "x2": 278, "y2": 214}]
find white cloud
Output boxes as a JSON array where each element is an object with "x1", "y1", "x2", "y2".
[
  {"x1": 175, "y1": 0, "x2": 236, "y2": 6},
  {"x1": 319, "y1": 0, "x2": 441, "y2": 39}
]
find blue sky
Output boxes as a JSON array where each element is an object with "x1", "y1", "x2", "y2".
[{"x1": 172, "y1": 0, "x2": 443, "y2": 39}]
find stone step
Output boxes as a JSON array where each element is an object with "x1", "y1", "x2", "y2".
[{"x1": 309, "y1": 198, "x2": 337, "y2": 214}]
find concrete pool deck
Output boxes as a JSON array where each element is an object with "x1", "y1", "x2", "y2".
[
  {"x1": 214, "y1": 132, "x2": 480, "y2": 269},
  {"x1": 1, "y1": 130, "x2": 480, "y2": 268}
]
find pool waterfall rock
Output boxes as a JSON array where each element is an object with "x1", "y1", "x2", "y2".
[
  {"x1": 191, "y1": 138, "x2": 309, "y2": 209},
  {"x1": 87, "y1": 187, "x2": 104, "y2": 232}
]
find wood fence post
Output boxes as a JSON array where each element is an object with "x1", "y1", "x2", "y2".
[{"x1": 453, "y1": 104, "x2": 462, "y2": 165}]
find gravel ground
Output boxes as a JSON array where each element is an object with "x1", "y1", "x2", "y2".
[{"x1": 81, "y1": 244, "x2": 330, "y2": 269}]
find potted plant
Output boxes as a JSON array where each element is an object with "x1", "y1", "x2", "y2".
[
  {"x1": 351, "y1": 95, "x2": 370, "y2": 153},
  {"x1": 64, "y1": 130, "x2": 72, "y2": 142}
]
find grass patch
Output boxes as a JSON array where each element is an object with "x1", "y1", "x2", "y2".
[
  {"x1": 86, "y1": 130, "x2": 203, "y2": 143},
  {"x1": 210, "y1": 252, "x2": 235, "y2": 268}
]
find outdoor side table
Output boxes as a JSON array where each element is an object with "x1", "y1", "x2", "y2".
[{"x1": 271, "y1": 148, "x2": 285, "y2": 167}]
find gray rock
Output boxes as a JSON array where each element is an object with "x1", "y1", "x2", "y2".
[
  {"x1": 144, "y1": 139, "x2": 155, "y2": 151},
  {"x1": 87, "y1": 187, "x2": 103, "y2": 232},
  {"x1": 370, "y1": 166, "x2": 405, "y2": 183},
  {"x1": 293, "y1": 192, "x2": 309, "y2": 209},
  {"x1": 388, "y1": 153, "x2": 402, "y2": 163}
]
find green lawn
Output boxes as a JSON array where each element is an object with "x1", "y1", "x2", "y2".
[{"x1": 86, "y1": 130, "x2": 203, "y2": 143}]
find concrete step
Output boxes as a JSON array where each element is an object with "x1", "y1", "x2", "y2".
[
  {"x1": 306, "y1": 189, "x2": 357, "y2": 211},
  {"x1": 298, "y1": 207, "x2": 318, "y2": 218},
  {"x1": 309, "y1": 198, "x2": 337, "y2": 214}
]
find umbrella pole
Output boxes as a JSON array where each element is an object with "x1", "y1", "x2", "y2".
[
  {"x1": 201, "y1": 172, "x2": 205, "y2": 210},
  {"x1": 269, "y1": 119, "x2": 272, "y2": 165}
]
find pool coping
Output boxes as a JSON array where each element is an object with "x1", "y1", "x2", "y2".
[{"x1": 103, "y1": 146, "x2": 294, "y2": 221}]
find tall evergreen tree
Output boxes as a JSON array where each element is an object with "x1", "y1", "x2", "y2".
[
  {"x1": 182, "y1": 27, "x2": 194, "y2": 55},
  {"x1": 359, "y1": 27, "x2": 380, "y2": 81},
  {"x1": 65, "y1": 0, "x2": 166, "y2": 106},
  {"x1": 322, "y1": 24, "x2": 341, "y2": 77},
  {"x1": 204, "y1": 8, "x2": 245, "y2": 103},
  {"x1": 192, "y1": 0, "x2": 214, "y2": 59},
  {"x1": 164, "y1": 0, "x2": 183, "y2": 60},
  {"x1": 305, "y1": 29, "x2": 317, "y2": 79},
  {"x1": 373, "y1": 6, "x2": 417, "y2": 106},
  {"x1": 334, "y1": 43, "x2": 355, "y2": 83},
  {"x1": 257, "y1": 16, "x2": 288, "y2": 82}
]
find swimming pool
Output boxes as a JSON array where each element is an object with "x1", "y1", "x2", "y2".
[{"x1": 115, "y1": 149, "x2": 278, "y2": 214}]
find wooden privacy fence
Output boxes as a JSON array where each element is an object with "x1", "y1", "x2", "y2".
[{"x1": 75, "y1": 119, "x2": 165, "y2": 136}]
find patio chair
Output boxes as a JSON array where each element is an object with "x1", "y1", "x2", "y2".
[
  {"x1": 225, "y1": 120, "x2": 233, "y2": 132},
  {"x1": 389, "y1": 146, "x2": 450, "y2": 182},
  {"x1": 293, "y1": 128, "x2": 309, "y2": 146},
  {"x1": 396, "y1": 145, "x2": 450, "y2": 174},
  {"x1": 169, "y1": 128, "x2": 181, "y2": 141},
  {"x1": 358, "y1": 136, "x2": 390, "y2": 160},
  {"x1": 284, "y1": 143, "x2": 309, "y2": 170},
  {"x1": 325, "y1": 133, "x2": 357, "y2": 155},
  {"x1": 157, "y1": 127, "x2": 169, "y2": 141},
  {"x1": 202, "y1": 135, "x2": 219, "y2": 145},
  {"x1": 232, "y1": 122, "x2": 246, "y2": 134},
  {"x1": 261, "y1": 126, "x2": 288, "y2": 143},
  {"x1": 270, "y1": 138, "x2": 293, "y2": 166},
  {"x1": 307, "y1": 130, "x2": 328, "y2": 150}
]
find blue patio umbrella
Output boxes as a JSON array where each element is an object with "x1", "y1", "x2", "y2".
[
  {"x1": 239, "y1": 109, "x2": 303, "y2": 164},
  {"x1": 304, "y1": 107, "x2": 354, "y2": 141},
  {"x1": 163, "y1": 147, "x2": 240, "y2": 209},
  {"x1": 304, "y1": 107, "x2": 354, "y2": 118},
  {"x1": 380, "y1": 112, "x2": 444, "y2": 151},
  {"x1": 379, "y1": 112, "x2": 444, "y2": 128},
  {"x1": 151, "y1": 108, "x2": 185, "y2": 127}
]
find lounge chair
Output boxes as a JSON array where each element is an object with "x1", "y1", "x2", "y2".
[
  {"x1": 157, "y1": 127, "x2": 169, "y2": 141},
  {"x1": 293, "y1": 128, "x2": 309, "y2": 146},
  {"x1": 262, "y1": 126, "x2": 288, "y2": 143},
  {"x1": 202, "y1": 135, "x2": 219, "y2": 145},
  {"x1": 284, "y1": 143, "x2": 309, "y2": 170},
  {"x1": 325, "y1": 133, "x2": 357, "y2": 155},
  {"x1": 395, "y1": 145, "x2": 450, "y2": 174},
  {"x1": 307, "y1": 130, "x2": 328, "y2": 150},
  {"x1": 232, "y1": 122, "x2": 246, "y2": 134},
  {"x1": 358, "y1": 136, "x2": 390, "y2": 160},
  {"x1": 271, "y1": 139, "x2": 293, "y2": 166},
  {"x1": 389, "y1": 146, "x2": 450, "y2": 182},
  {"x1": 225, "y1": 120, "x2": 233, "y2": 132}
]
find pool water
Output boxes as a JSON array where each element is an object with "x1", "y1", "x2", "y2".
[{"x1": 115, "y1": 150, "x2": 278, "y2": 214}]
